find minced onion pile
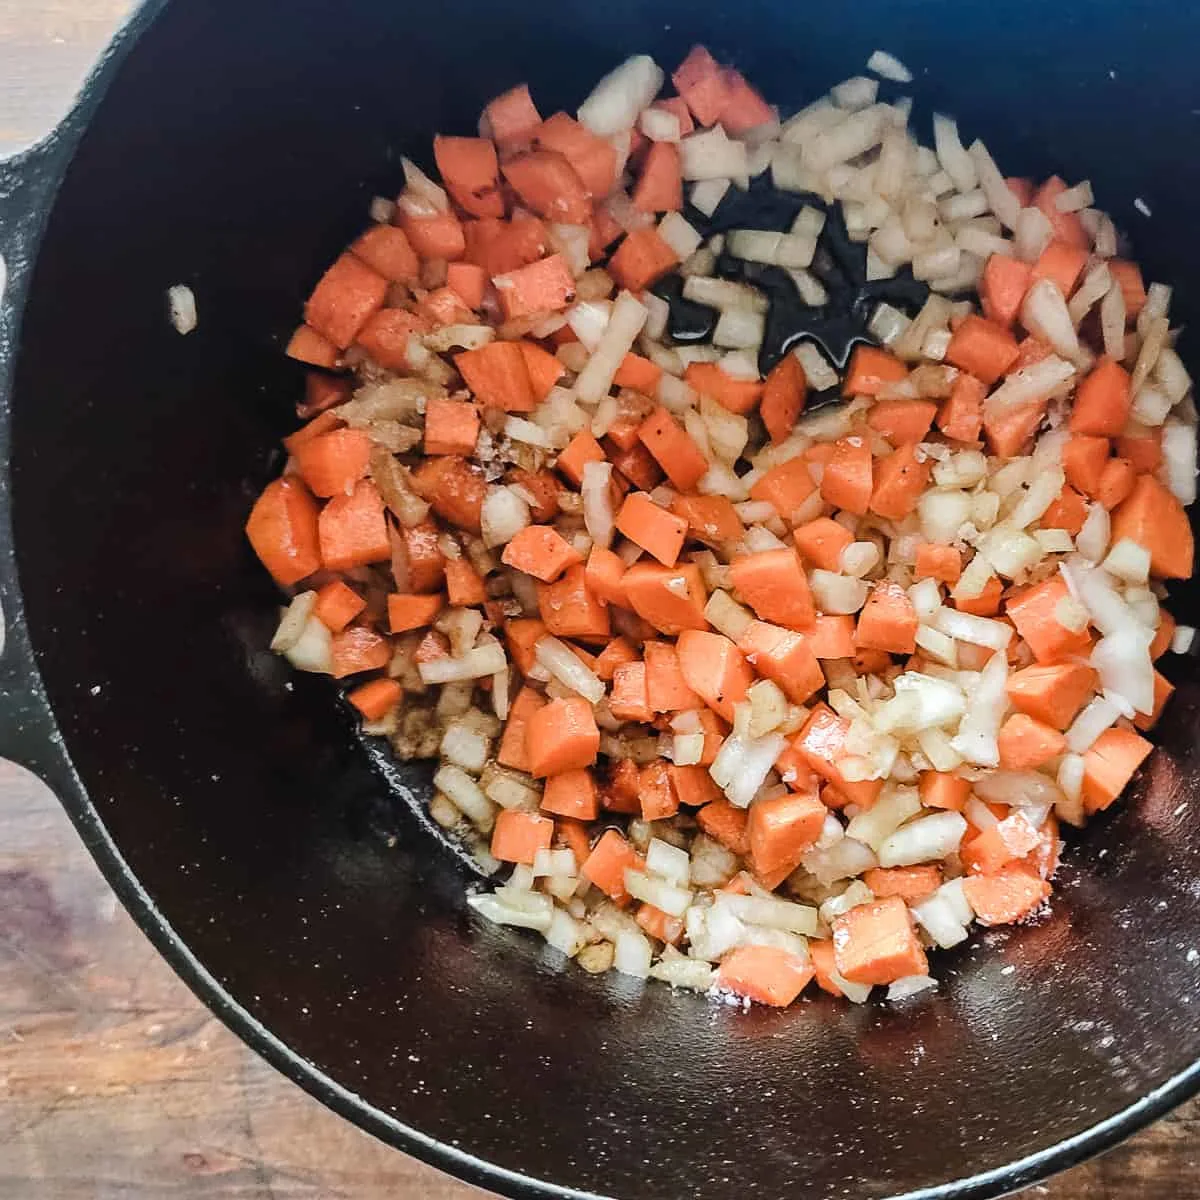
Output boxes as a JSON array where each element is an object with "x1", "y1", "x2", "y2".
[{"x1": 255, "y1": 48, "x2": 1198, "y2": 1007}]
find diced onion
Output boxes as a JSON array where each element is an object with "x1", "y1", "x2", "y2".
[
  {"x1": 646, "y1": 837, "x2": 691, "y2": 886},
  {"x1": 534, "y1": 635, "x2": 605, "y2": 705},
  {"x1": 1162, "y1": 422, "x2": 1198, "y2": 506},
  {"x1": 709, "y1": 732, "x2": 786, "y2": 808},
  {"x1": 932, "y1": 113, "x2": 976, "y2": 192},
  {"x1": 625, "y1": 869, "x2": 692, "y2": 917},
  {"x1": 1066, "y1": 693, "x2": 1123, "y2": 753},
  {"x1": 932, "y1": 607, "x2": 1013, "y2": 650},
  {"x1": 581, "y1": 460, "x2": 615, "y2": 549},
  {"x1": 419, "y1": 641, "x2": 508, "y2": 684},
  {"x1": 810, "y1": 570, "x2": 870, "y2": 614},
  {"x1": 574, "y1": 290, "x2": 649, "y2": 404},
  {"x1": 680, "y1": 127, "x2": 749, "y2": 181},
  {"x1": 577, "y1": 54, "x2": 665, "y2": 135},
  {"x1": 867, "y1": 49, "x2": 913, "y2": 83},
  {"x1": 481, "y1": 485, "x2": 531, "y2": 548},
  {"x1": 613, "y1": 929, "x2": 653, "y2": 978},
  {"x1": 878, "y1": 811, "x2": 967, "y2": 867},
  {"x1": 950, "y1": 650, "x2": 1008, "y2": 766},
  {"x1": 167, "y1": 284, "x2": 197, "y2": 335},
  {"x1": 846, "y1": 787, "x2": 922, "y2": 852}
]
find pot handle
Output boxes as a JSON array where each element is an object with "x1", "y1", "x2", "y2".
[{"x1": 0, "y1": 145, "x2": 84, "y2": 791}]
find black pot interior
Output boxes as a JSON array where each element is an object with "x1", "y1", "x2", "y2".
[{"x1": 10, "y1": 1, "x2": 1200, "y2": 1197}]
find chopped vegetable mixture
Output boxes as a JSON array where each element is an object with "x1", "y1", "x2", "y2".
[{"x1": 248, "y1": 47, "x2": 1197, "y2": 1007}]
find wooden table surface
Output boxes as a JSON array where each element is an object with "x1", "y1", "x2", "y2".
[{"x1": 0, "y1": 8, "x2": 1196, "y2": 1198}]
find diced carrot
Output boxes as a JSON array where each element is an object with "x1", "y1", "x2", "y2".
[
  {"x1": 501, "y1": 525, "x2": 583, "y2": 583},
  {"x1": 863, "y1": 865, "x2": 942, "y2": 903},
  {"x1": 832, "y1": 895, "x2": 928, "y2": 986},
  {"x1": 622, "y1": 562, "x2": 709, "y2": 635},
  {"x1": 1062, "y1": 434, "x2": 1111, "y2": 496},
  {"x1": 455, "y1": 341, "x2": 537, "y2": 413},
  {"x1": 856, "y1": 581, "x2": 918, "y2": 655},
  {"x1": 314, "y1": 580, "x2": 366, "y2": 633},
  {"x1": 638, "y1": 760, "x2": 679, "y2": 821},
  {"x1": 748, "y1": 790, "x2": 825, "y2": 877},
  {"x1": 245, "y1": 477, "x2": 322, "y2": 587},
  {"x1": 594, "y1": 636, "x2": 638, "y2": 682},
  {"x1": 464, "y1": 214, "x2": 549, "y2": 276},
  {"x1": 355, "y1": 307, "x2": 429, "y2": 370},
  {"x1": 413, "y1": 629, "x2": 450, "y2": 663},
  {"x1": 1134, "y1": 670, "x2": 1175, "y2": 732},
  {"x1": 937, "y1": 373, "x2": 985, "y2": 442},
  {"x1": 843, "y1": 345, "x2": 908, "y2": 398},
  {"x1": 636, "y1": 902, "x2": 684, "y2": 946},
  {"x1": 493, "y1": 254, "x2": 577, "y2": 320},
  {"x1": 632, "y1": 141, "x2": 683, "y2": 213},
  {"x1": 556, "y1": 431, "x2": 607, "y2": 488},
  {"x1": 284, "y1": 410, "x2": 345, "y2": 454},
  {"x1": 792, "y1": 518, "x2": 853, "y2": 572},
  {"x1": 613, "y1": 352, "x2": 663, "y2": 395},
  {"x1": 1006, "y1": 576, "x2": 1092, "y2": 664},
  {"x1": 643, "y1": 641, "x2": 701, "y2": 712},
  {"x1": 351, "y1": 224, "x2": 420, "y2": 283},
  {"x1": 672, "y1": 46, "x2": 731, "y2": 127},
  {"x1": 526, "y1": 695, "x2": 600, "y2": 778},
  {"x1": 298, "y1": 372, "x2": 352, "y2": 420},
  {"x1": 637, "y1": 406, "x2": 708, "y2": 491},
  {"x1": 422, "y1": 397, "x2": 480, "y2": 458},
  {"x1": 1116, "y1": 429, "x2": 1163, "y2": 473},
  {"x1": 870, "y1": 442, "x2": 933, "y2": 520},
  {"x1": 1041, "y1": 485, "x2": 1088, "y2": 535},
  {"x1": 1081, "y1": 727, "x2": 1153, "y2": 813},
  {"x1": 606, "y1": 439, "x2": 664, "y2": 491},
  {"x1": 483, "y1": 83, "x2": 542, "y2": 150},
  {"x1": 697, "y1": 796, "x2": 750, "y2": 855},
  {"x1": 304, "y1": 253, "x2": 388, "y2": 349},
  {"x1": 418, "y1": 285, "x2": 476, "y2": 327},
  {"x1": 318, "y1": 479, "x2": 391, "y2": 571},
  {"x1": 387, "y1": 593, "x2": 444, "y2": 633},
  {"x1": 851, "y1": 647, "x2": 892, "y2": 675},
  {"x1": 945, "y1": 315, "x2": 1020, "y2": 385},
  {"x1": 511, "y1": 468, "x2": 562, "y2": 525},
  {"x1": 1108, "y1": 259, "x2": 1146, "y2": 318},
  {"x1": 760, "y1": 353, "x2": 807, "y2": 445},
  {"x1": 1032, "y1": 240, "x2": 1088, "y2": 299},
  {"x1": 538, "y1": 564, "x2": 610, "y2": 640},
  {"x1": 584, "y1": 546, "x2": 629, "y2": 608},
  {"x1": 867, "y1": 399, "x2": 938, "y2": 445},
  {"x1": 410, "y1": 456, "x2": 486, "y2": 533},
  {"x1": 286, "y1": 324, "x2": 339, "y2": 369},
  {"x1": 444, "y1": 558, "x2": 487, "y2": 608},
  {"x1": 615, "y1": 492, "x2": 688, "y2": 567},
  {"x1": 1012, "y1": 335, "x2": 1052, "y2": 370},
  {"x1": 433, "y1": 135, "x2": 503, "y2": 219},
  {"x1": 671, "y1": 494, "x2": 743, "y2": 546},
  {"x1": 330, "y1": 626, "x2": 391, "y2": 679},
  {"x1": 1110, "y1": 473, "x2": 1194, "y2": 579},
  {"x1": 609, "y1": 227, "x2": 681, "y2": 292},
  {"x1": 790, "y1": 704, "x2": 883, "y2": 809},
  {"x1": 1006, "y1": 662, "x2": 1097, "y2": 730},
  {"x1": 953, "y1": 575, "x2": 1004, "y2": 617},
  {"x1": 918, "y1": 770, "x2": 970, "y2": 812},
  {"x1": 821, "y1": 436, "x2": 874, "y2": 515},
  {"x1": 291, "y1": 427, "x2": 369, "y2": 501},
  {"x1": 963, "y1": 866, "x2": 1051, "y2": 926},
  {"x1": 347, "y1": 676, "x2": 404, "y2": 722},
  {"x1": 610, "y1": 660, "x2": 653, "y2": 723},
  {"x1": 809, "y1": 939, "x2": 845, "y2": 997},
  {"x1": 731, "y1": 549, "x2": 815, "y2": 631},
  {"x1": 737, "y1": 620, "x2": 824, "y2": 705},
  {"x1": 651, "y1": 97, "x2": 695, "y2": 138},
  {"x1": 1032, "y1": 176, "x2": 1089, "y2": 250},
  {"x1": 535, "y1": 112, "x2": 619, "y2": 198},
  {"x1": 554, "y1": 818, "x2": 593, "y2": 871},
  {"x1": 581, "y1": 828, "x2": 643, "y2": 902},
  {"x1": 676, "y1": 630, "x2": 753, "y2": 722},
  {"x1": 749, "y1": 458, "x2": 816, "y2": 521},
  {"x1": 997, "y1": 712, "x2": 1068, "y2": 771},
  {"x1": 540, "y1": 767, "x2": 600, "y2": 821},
  {"x1": 502, "y1": 151, "x2": 591, "y2": 224},
  {"x1": 683, "y1": 361, "x2": 765, "y2": 415},
  {"x1": 497, "y1": 686, "x2": 546, "y2": 772},
  {"x1": 491, "y1": 809, "x2": 555, "y2": 865},
  {"x1": 1094, "y1": 456, "x2": 1137, "y2": 511},
  {"x1": 397, "y1": 208, "x2": 466, "y2": 261},
  {"x1": 668, "y1": 763, "x2": 721, "y2": 809},
  {"x1": 1152, "y1": 610, "x2": 1177, "y2": 661},
  {"x1": 1070, "y1": 356, "x2": 1131, "y2": 437},
  {"x1": 717, "y1": 944, "x2": 813, "y2": 1007},
  {"x1": 599, "y1": 759, "x2": 642, "y2": 814},
  {"x1": 717, "y1": 66, "x2": 775, "y2": 133},
  {"x1": 914, "y1": 543, "x2": 962, "y2": 584},
  {"x1": 445, "y1": 261, "x2": 487, "y2": 310},
  {"x1": 807, "y1": 614, "x2": 856, "y2": 660},
  {"x1": 980, "y1": 254, "x2": 1032, "y2": 327}
]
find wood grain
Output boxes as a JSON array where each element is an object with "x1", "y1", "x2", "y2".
[{"x1": 0, "y1": 8, "x2": 1196, "y2": 1198}]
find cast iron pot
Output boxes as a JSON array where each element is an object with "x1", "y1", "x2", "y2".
[{"x1": 2, "y1": 1, "x2": 1200, "y2": 1196}]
